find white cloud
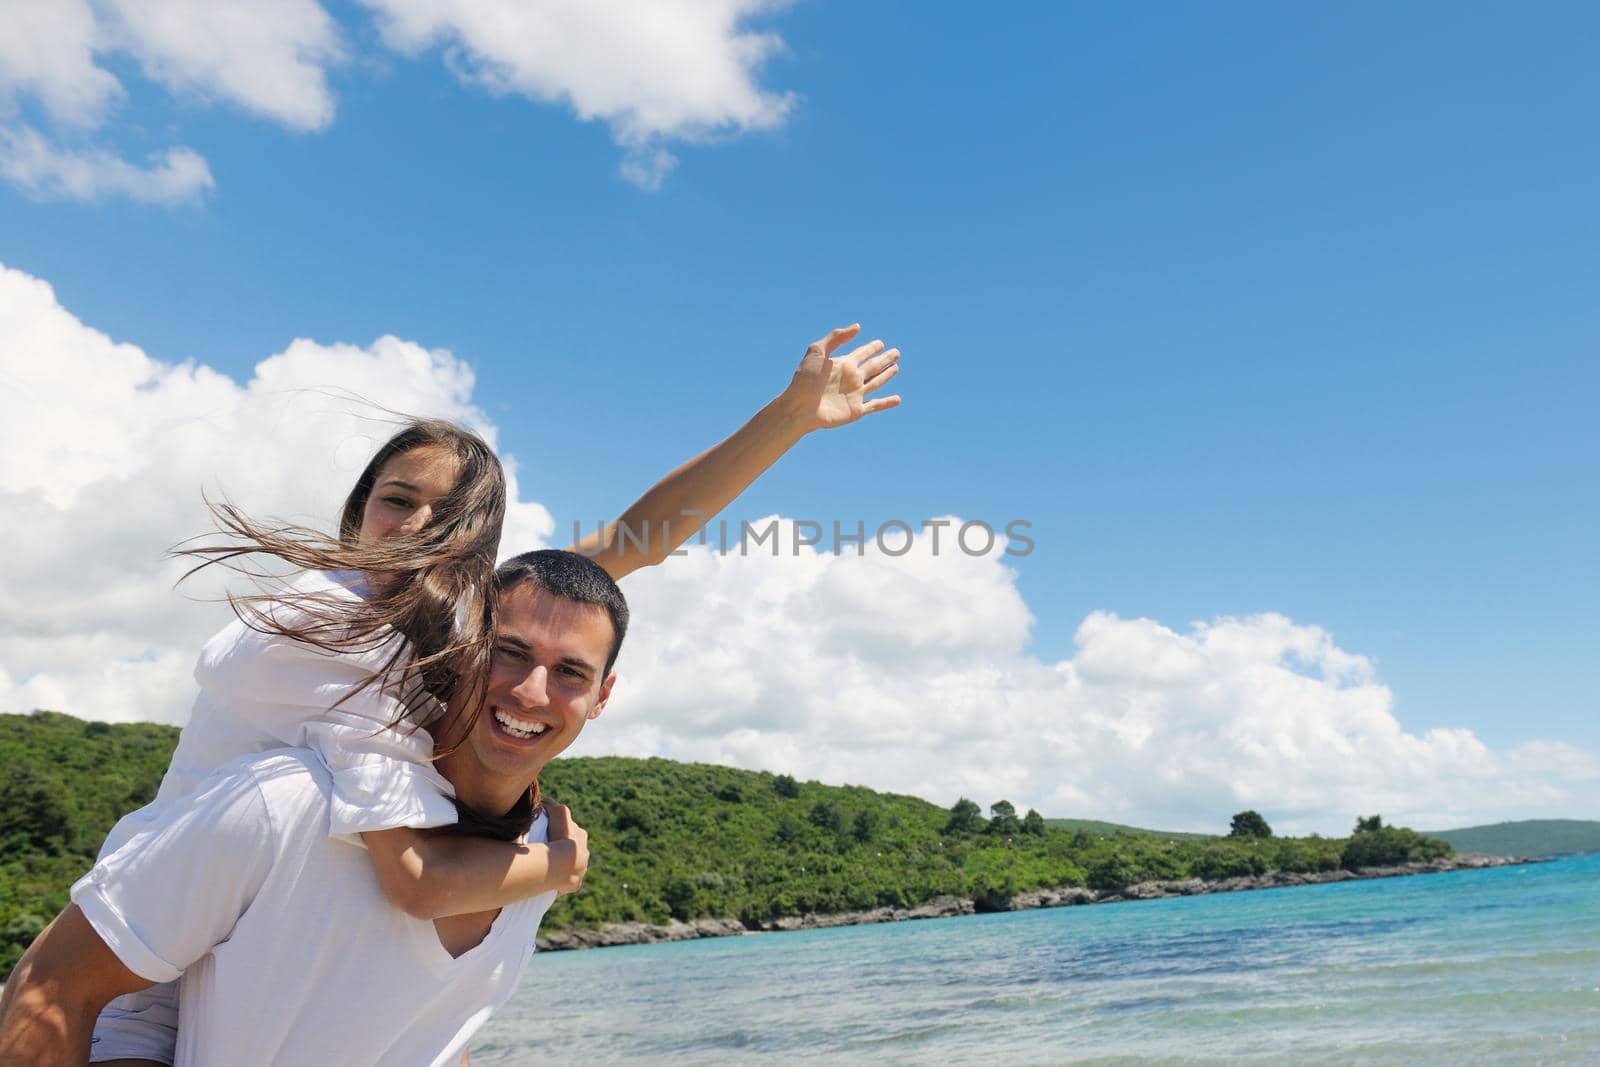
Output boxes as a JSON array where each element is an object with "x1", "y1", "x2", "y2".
[
  {"x1": 599, "y1": 532, "x2": 1600, "y2": 836},
  {"x1": 0, "y1": 0, "x2": 796, "y2": 199},
  {"x1": 0, "y1": 0, "x2": 342, "y2": 202},
  {"x1": 0, "y1": 0, "x2": 121, "y2": 127},
  {"x1": 3, "y1": 260, "x2": 1591, "y2": 834},
  {"x1": 361, "y1": 0, "x2": 796, "y2": 186},
  {"x1": 0, "y1": 261, "x2": 551, "y2": 722},
  {"x1": 618, "y1": 146, "x2": 678, "y2": 193},
  {"x1": 98, "y1": 0, "x2": 344, "y2": 132},
  {"x1": 0, "y1": 124, "x2": 213, "y2": 203}
]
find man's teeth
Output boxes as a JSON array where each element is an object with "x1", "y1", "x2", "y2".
[{"x1": 493, "y1": 708, "x2": 547, "y2": 739}]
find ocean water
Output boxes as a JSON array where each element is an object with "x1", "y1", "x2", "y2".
[{"x1": 472, "y1": 853, "x2": 1600, "y2": 1065}]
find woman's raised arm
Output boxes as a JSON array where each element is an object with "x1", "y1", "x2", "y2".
[{"x1": 568, "y1": 324, "x2": 903, "y2": 580}]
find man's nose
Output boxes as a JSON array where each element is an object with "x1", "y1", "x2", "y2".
[{"x1": 509, "y1": 665, "x2": 548, "y2": 709}]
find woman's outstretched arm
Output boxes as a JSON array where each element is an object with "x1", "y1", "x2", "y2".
[
  {"x1": 568, "y1": 324, "x2": 903, "y2": 580},
  {"x1": 361, "y1": 802, "x2": 588, "y2": 919}
]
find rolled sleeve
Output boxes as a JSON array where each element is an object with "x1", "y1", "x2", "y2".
[
  {"x1": 73, "y1": 881, "x2": 184, "y2": 984},
  {"x1": 70, "y1": 766, "x2": 277, "y2": 983}
]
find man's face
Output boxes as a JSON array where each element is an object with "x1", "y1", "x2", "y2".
[{"x1": 436, "y1": 581, "x2": 616, "y2": 809}]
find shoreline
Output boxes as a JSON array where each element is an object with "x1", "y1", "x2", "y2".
[{"x1": 535, "y1": 853, "x2": 1535, "y2": 952}]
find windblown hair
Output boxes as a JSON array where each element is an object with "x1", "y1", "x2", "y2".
[{"x1": 176, "y1": 419, "x2": 507, "y2": 737}]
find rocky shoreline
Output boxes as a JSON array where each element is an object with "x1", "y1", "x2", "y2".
[{"x1": 535, "y1": 853, "x2": 1531, "y2": 952}]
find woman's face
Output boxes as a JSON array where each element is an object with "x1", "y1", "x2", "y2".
[{"x1": 356, "y1": 445, "x2": 463, "y2": 545}]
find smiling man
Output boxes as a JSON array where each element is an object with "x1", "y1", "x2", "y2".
[{"x1": 0, "y1": 550, "x2": 624, "y2": 1067}]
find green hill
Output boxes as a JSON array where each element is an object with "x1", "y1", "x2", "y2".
[
  {"x1": 1421, "y1": 819, "x2": 1600, "y2": 858},
  {"x1": 2, "y1": 710, "x2": 1454, "y2": 979},
  {"x1": 1045, "y1": 817, "x2": 1212, "y2": 840}
]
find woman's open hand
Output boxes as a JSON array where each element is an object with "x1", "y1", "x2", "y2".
[{"x1": 781, "y1": 324, "x2": 902, "y2": 432}]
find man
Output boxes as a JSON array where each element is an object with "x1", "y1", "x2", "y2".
[{"x1": 0, "y1": 550, "x2": 624, "y2": 1066}]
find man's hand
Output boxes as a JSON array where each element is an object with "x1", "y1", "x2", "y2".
[
  {"x1": 779, "y1": 323, "x2": 903, "y2": 432},
  {"x1": 542, "y1": 800, "x2": 589, "y2": 896}
]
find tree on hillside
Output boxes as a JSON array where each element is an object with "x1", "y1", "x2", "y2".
[
  {"x1": 851, "y1": 808, "x2": 880, "y2": 844},
  {"x1": 1354, "y1": 814, "x2": 1384, "y2": 834},
  {"x1": 987, "y1": 800, "x2": 1021, "y2": 837},
  {"x1": 773, "y1": 774, "x2": 801, "y2": 798},
  {"x1": 1021, "y1": 809, "x2": 1046, "y2": 835},
  {"x1": 1229, "y1": 810, "x2": 1273, "y2": 839},
  {"x1": 944, "y1": 797, "x2": 985, "y2": 836},
  {"x1": 1341, "y1": 825, "x2": 1451, "y2": 869},
  {"x1": 808, "y1": 801, "x2": 846, "y2": 836}
]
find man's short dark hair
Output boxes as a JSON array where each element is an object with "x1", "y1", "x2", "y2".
[{"x1": 494, "y1": 549, "x2": 629, "y2": 673}]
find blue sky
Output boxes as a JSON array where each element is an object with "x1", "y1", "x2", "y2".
[{"x1": 2, "y1": 2, "x2": 1596, "y2": 827}]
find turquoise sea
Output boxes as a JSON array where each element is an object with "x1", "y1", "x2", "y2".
[{"x1": 473, "y1": 853, "x2": 1600, "y2": 1065}]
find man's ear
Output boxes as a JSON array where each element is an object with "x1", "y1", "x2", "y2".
[{"x1": 588, "y1": 672, "x2": 617, "y2": 720}]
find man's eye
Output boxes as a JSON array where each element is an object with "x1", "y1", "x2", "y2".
[
  {"x1": 496, "y1": 647, "x2": 526, "y2": 661},
  {"x1": 558, "y1": 666, "x2": 586, "y2": 680}
]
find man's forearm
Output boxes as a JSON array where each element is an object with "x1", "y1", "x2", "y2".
[
  {"x1": 0, "y1": 981, "x2": 96, "y2": 1066},
  {"x1": 0, "y1": 906, "x2": 149, "y2": 1066},
  {"x1": 570, "y1": 393, "x2": 812, "y2": 580}
]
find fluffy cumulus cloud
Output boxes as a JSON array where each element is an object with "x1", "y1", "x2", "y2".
[
  {"x1": 0, "y1": 261, "x2": 552, "y2": 722},
  {"x1": 0, "y1": 0, "x2": 794, "y2": 200},
  {"x1": 97, "y1": 0, "x2": 344, "y2": 132},
  {"x1": 3, "y1": 261, "x2": 1593, "y2": 832},
  {"x1": 0, "y1": 0, "x2": 339, "y2": 203},
  {"x1": 0, "y1": 0, "x2": 122, "y2": 128},
  {"x1": 606, "y1": 550, "x2": 1600, "y2": 834},
  {"x1": 360, "y1": 0, "x2": 796, "y2": 188}
]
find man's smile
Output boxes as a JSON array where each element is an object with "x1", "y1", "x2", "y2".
[{"x1": 491, "y1": 706, "x2": 550, "y2": 742}]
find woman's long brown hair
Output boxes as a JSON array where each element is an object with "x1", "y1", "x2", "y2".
[{"x1": 175, "y1": 419, "x2": 507, "y2": 746}]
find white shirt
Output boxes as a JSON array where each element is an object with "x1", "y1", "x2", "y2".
[
  {"x1": 101, "y1": 570, "x2": 459, "y2": 859},
  {"x1": 74, "y1": 749, "x2": 553, "y2": 1067}
]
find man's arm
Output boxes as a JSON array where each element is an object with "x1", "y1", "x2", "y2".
[
  {"x1": 0, "y1": 905, "x2": 152, "y2": 1066},
  {"x1": 568, "y1": 324, "x2": 903, "y2": 580},
  {"x1": 16, "y1": 760, "x2": 282, "y2": 1066}
]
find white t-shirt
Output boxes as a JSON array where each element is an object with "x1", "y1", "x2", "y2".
[
  {"x1": 101, "y1": 570, "x2": 459, "y2": 860},
  {"x1": 74, "y1": 749, "x2": 552, "y2": 1067}
]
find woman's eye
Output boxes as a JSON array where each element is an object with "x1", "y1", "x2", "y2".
[{"x1": 385, "y1": 496, "x2": 414, "y2": 509}]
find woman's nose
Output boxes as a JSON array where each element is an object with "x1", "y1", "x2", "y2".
[{"x1": 400, "y1": 504, "x2": 433, "y2": 534}]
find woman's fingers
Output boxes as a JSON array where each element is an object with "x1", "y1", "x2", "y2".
[
  {"x1": 811, "y1": 323, "x2": 861, "y2": 358},
  {"x1": 857, "y1": 347, "x2": 900, "y2": 379},
  {"x1": 861, "y1": 395, "x2": 902, "y2": 415},
  {"x1": 862, "y1": 362, "x2": 900, "y2": 395},
  {"x1": 840, "y1": 338, "x2": 886, "y2": 365}
]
